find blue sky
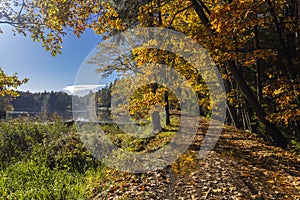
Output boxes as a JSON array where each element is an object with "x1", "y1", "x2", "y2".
[{"x1": 0, "y1": 25, "x2": 104, "y2": 93}]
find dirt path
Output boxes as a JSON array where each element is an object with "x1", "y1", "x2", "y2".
[{"x1": 92, "y1": 118, "x2": 300, "y2": 199}]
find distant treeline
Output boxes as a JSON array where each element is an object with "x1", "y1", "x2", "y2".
[{"x1": 0, "y1": 84, "x2": 112, "y2": 119}]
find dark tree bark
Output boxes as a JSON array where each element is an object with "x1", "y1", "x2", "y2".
[
  {"x1": 226, "y1": 103, "x2": 242, "y2": 128},
  {"x1": 164, "y1": 91, "x2": 171, "y2": 126},
  {"x1": 254, "y1": 26, "x2": 263, "y2": 102}
]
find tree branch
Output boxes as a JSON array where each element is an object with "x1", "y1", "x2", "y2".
[{"x1": 168, "y1": 5, "x2": 193, "y2": 28}]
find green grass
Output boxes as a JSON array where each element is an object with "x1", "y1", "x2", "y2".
[
  {"x1": 0, "y1": 160, "x2": 86, "y2": 199},
  {"x1": 0, "y1": 116, "x2": 180, "y2": 199},
  {"x1": 0, "y1": 118, "x2": 106, "y2": 199},
  {"x1": 100, "y1": 114, "x2": 180, "y2": 152}
]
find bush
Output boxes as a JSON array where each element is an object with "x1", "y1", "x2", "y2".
[
  {"x1": 0, "y1": 119, "x2": 46, "y2": 167},
  {"x1": 0, "y1": 118, "x2": 105, "y2": 199},
  {"x1": 31, "y1": 130, "x2": 99, "y2": 173}
]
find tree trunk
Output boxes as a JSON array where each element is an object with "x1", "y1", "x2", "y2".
[
  {"x1": 152, "y1": 111, "x2": 162, "y2": 133},
  {"x1": 164, "y1": 91, "x2": 171, "y2": 126},
  {"x1": 150, "y1": 83, "x2": 162, "y2": 132},
  {"x1": 223, "y1": 75, "x2": 242, "y2": 128},
  {"x1": 254, "y1": 26, "x2": 263, "y2": 102},
  {"x1": 226, "y1": 103, "x2": 241, "y2": 128}
]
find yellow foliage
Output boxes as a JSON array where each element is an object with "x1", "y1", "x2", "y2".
[{"x1": 0, "y1": 68, "x2": 28, "y2": 97}]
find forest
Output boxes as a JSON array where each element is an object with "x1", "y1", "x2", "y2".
[{"x1": 0, "y1": 0, "x2": 299, "y2": 199}]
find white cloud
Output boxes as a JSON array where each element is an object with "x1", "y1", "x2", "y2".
[{"x1": 62, "y1": 84, "x2": 105, "y2": 96}]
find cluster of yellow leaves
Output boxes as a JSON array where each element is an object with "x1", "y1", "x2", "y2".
[
  {"x1": 209, "y1": 0, "x2": 280, "y2": 65},
  {"x1": 227, "y1": 89, "x2": 243, "y2": 108},
  {"x1": 129, "y1": 85, "x2": 167, "y2": 118},
  {"x1": 131, "y1": 44, "x2": 212, "y2": 115},
  {"x1": 37, "y1": 0, "x2": 125, "y2": 35},
  {"x1": 263, "y1": 73, "x2": 300, "y2": 126},
  {"x1": 0, "y1": 67, "x2": 28, "y2": 97}
]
